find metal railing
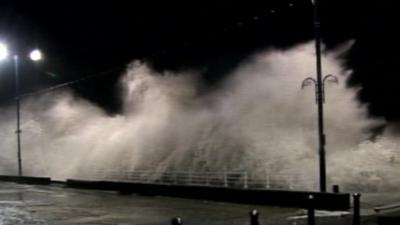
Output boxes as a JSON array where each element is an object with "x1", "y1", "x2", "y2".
[{"x1": 85, "y1": 170, "x2": 315, "y2": 190}]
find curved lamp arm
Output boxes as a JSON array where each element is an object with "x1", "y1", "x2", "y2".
[
  {"x1": 322, "y1": 74, "x2": 338, "y2": 85},
  {"x1": 301, "y1": 77, "x2": 317, "y2": 89}
]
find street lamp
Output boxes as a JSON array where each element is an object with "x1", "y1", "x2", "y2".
[
  {"x1": 300, "y1": 0, "x2": 338, "y2": 192},
  {"x1": 0, "y1": 43, "x2": 8, "y2": 60},
  {"x1": 0, "y1": 42, "x2": 43, "y2": 176},
  {"x1": 29, "y1": 49, "x2": 43, "y2": 61}
]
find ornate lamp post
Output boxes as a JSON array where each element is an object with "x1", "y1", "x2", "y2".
[{"x1": 301, "y1": 0, "x2": 338, "y2": 192}]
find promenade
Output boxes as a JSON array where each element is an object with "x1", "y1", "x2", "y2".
[{"x1": 1, "y1": 181, "x2": 399, "y2": 225}]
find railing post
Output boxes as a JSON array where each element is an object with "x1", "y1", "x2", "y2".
[
  {"x1": 289, "y1": 176, "x2": 294, "y2": 190},
  {"x1": 174, "y1": 172, "x2": 178, "y2": 184},
  {"x1": 224, "y1": 172, "x2": 228, "y2": 187},
  {"x1": 244, "y1": 172, "x2": 248, "y2": 189},
  {"x1": 249, "y1": 209, "x2": 259, "y2": 225},
  {"x1": 353, "y1": 193, "x2": 361, "y2": 225},
  {"x1": 144, "y1": 171, "x2": 148, "y2": 182},
  {"x1": 160, "y1": 172, "x2": 164, "y2": 184},
  {"x1": 307, "y1": 194, "x2": 315, "y2": 225},
  {"x1": 171, "y1": 217, "x2": 182, "y2": 225},
  {"x1": 265, "y1": 173, "x2": 270, "y2": 189}
]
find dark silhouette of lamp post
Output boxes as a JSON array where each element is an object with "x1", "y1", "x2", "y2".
[
  {"x1": 0, "y1": 42, "x2": 43, "y2": 176},
  {"x1": 14, "y1": 55, "x2": 23, "y2": 177},
  {"x1": 301, "y1": 0, "x2": 338, "y2": 192}
]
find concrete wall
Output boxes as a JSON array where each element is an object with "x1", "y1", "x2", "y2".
[
  {"x1": 0, "y1": 175, "x2": 51, "y2": 185},
  {"x1": 0, "y1": 174, "x2": 350, "y2": 210},
  {"x1": 66, "y1": 179, "x2": 351, "y2": 210}
]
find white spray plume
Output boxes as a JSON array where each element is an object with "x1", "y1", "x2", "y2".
[{"x1": 0, "y1": 42, "x2": 398, "y2": 191}]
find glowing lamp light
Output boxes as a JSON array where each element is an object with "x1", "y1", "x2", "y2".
[
  {"x1": 0, "y1": 42, "x2": 8, "y2": 60},
  {"x1": 29, "y1": 49, "x2": 42, "y2": 61}
]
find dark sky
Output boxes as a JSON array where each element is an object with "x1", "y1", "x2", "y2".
[{"x1": 0, "y1": 0, "x2": 399, "y2": 120}]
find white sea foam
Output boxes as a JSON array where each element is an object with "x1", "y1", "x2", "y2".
[{"x1": 0, "y1": 42, "x2": 397, "y2": 191}]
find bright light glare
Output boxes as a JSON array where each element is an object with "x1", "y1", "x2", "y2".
[
  {"x1": 29, "y1": 49, "x2": 42, "y2": 61},
  {"x1": 0, "y1": 42, "x2": 8, "y2": 60}
]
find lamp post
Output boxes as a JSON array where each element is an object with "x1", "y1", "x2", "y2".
[
  {"x1": 0, "y1": 42, "x2": 42, "y2": 176},
  {"x1": 14, "y1": 55, "x2": 22, "y2": 176},
  {"x1": 301, "y1": 0, "x2": 338, "y2": 192}
]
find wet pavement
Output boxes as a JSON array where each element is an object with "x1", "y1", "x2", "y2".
[
  {"x1": 2, "y1": 181, "x2": 400, "y2": 225},
  {"x1": 0, "y1": 181, "x2": 297, "y2": 225}
]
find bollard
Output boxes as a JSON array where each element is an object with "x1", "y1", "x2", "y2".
[
  {"x1": 353, "y1": 193, "x2": 361, "y2": 225},
  {"x1": 249, "y1": 209, "x2": 259, "y2": 225},
  {"x1": 332, "y1": 184, "x2": 340, "y2": 193},
  {"x1": 171, "y1": 217, "x2": 182, "y2": 225},
  {"x1": 307, "y1": 195, "x2": 315, "y2": 225}
]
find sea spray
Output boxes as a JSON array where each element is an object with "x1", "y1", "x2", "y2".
[{"x1": 0, "y1": 42, "x2": 395, "y2": 191}]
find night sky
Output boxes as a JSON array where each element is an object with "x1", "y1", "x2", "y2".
[{"x1": 0, "y1": 0, "x2": 399, "y2": 121}]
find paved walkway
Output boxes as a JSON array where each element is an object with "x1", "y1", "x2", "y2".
[
  {"x1": 1, "y1": 181, "x2": 399, "y2": 225},
  {"x1": 0, "y1": 181, "x2": 296, "y2": 225}
]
